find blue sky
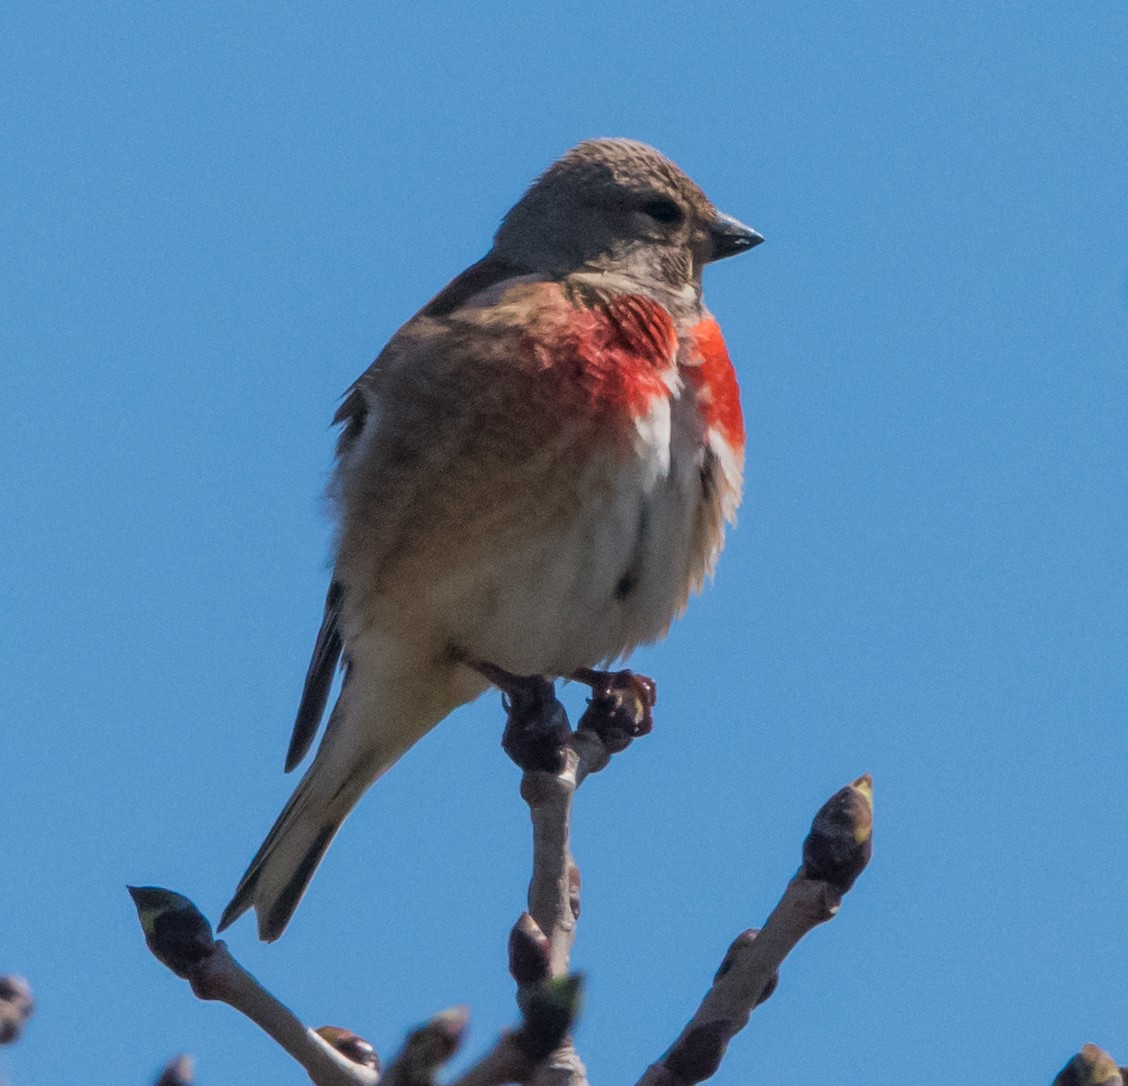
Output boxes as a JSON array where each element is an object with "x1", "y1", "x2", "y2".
[{"x1": 3, "y1": 2, "x2": 1127, "y2": 1083}]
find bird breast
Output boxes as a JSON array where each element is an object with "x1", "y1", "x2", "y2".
[{"x1": 334, "y1": 282, "x2": 743, "y2": 681}]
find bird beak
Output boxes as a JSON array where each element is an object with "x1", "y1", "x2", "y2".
[{"x1": 708, "y1": 214, "x2": 764, "y2": 262}]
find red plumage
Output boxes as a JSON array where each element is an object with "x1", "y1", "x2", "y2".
[
  {"x1": 525, "y1": 289, "x2": 678, "y2": 421},
  {"x1": 685, "y1": 317, "x2": 745, "y2": 449}
]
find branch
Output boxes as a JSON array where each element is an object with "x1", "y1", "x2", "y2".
[
  {"x1": 129, "y1": 680, "x2": 865, "y2": 1086},
  {"x1": 636, "y1": 774, "x2": 874, "y2": 1086},
  {"x1": 504, "y1": 671, "x2": 654, "y2": 977},
  {"x1": 128, "y1": 887, "x2": 581, "y2": 1086},
  {"x1": 128, "y1": 887, "x2": 379, "y2": 1086},
  {"x1": 500, "y1": 669, "x2": 655, "y2": 1086}
]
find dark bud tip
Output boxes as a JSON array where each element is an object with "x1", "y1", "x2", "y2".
[
  {"x1": 316, "y1": 1027, "x2": 381, "y2": 1072},
  {"x1": 516, "y1": 973, "x2": 584, "y2": 1063},
  {"x1": 127, "y1": 886, "x2": 216, "y2": 978},
  {"x1": 664, "y1": 1021, "x2": 731, "y2": 1084},
  {"x1": 509, "y1": 913, "x2": 551, "y2": 987},
  {"x1": 401, "y1": 1006, "x2": 469, "y2": 1077},
  {"x1": 801, "y1": 774, "x2": 873, "y2": 893},
  {"x1": 429, "y1": 1007, "x2": 470, "y2": 1052},
  {"x1": 501, "y1": 678, "x2": 571, "y2": 773},
  {"x1": 1052, "y1": 1045, "x2": 1123, "y2": 1086},
  {"x1": 153, "y1": 1053, "x2": 195, "y2": 1086},
  {"x1": 0, "y1": 975, "x2": 34, "y2": 1046}
]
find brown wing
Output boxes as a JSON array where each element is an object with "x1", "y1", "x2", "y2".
[
  {"x1": 330, "y1": 255, "x2": 524, "y2": 465},
  {"x1": 285, "y1": 258, "x2": 535, "y2": 767}
]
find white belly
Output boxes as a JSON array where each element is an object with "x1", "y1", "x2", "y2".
[{"x1": 436, "y1": 393, "x2": 710, "y2": 676}]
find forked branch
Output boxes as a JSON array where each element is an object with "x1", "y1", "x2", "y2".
[{"x1": 129, "y1": 674, "x2": 874, "y2": 1086}]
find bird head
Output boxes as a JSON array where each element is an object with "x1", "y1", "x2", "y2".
[{"x1": 492, "y1": 139, "x2": 762, "y2": 309}]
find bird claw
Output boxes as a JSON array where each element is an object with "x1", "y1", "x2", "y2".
[
  {"x1": 466, "y1": 657, "x2": 656, "y2": 767},
  {"x1": 495, "y1": 674, "x2": 571, "y2": 773},
  {"x1": 574, "y1": 669, "x2": 657, "y2": 752}
]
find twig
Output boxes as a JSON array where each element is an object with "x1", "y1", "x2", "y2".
[
  {"x1": 128, "y1": 887, "x2": 378, "y2": 1086},
  {"x1": 505, "y1": 672, "x2": 653, "y2": 978},
  {"x1": 501, "y1": 670, "x2": 655, "y2": 1086},
  {"x1": 636, "y1": 774, "x2": 874, "y2": 1086},
  {"x1": 521, "y1": 744, "x2": 588, "y2": 978},
  {"x1": 128, "y1": 886, "x2": 581, "y2": 1086},
  {"x1": 127, "y1": 682, "x2": 869, "y2": 1086}
]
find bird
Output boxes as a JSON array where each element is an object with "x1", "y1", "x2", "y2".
[{"x1": 219, "y1": 138, "x2": 762, "y2": 941}]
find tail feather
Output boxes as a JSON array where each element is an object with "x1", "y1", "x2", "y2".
[
  {"x1": 218, "y1": 759, "x2": 369, "y2": 941},
  {"x1": 221, "y1": 672, "x2": 461, "y2": 941}
]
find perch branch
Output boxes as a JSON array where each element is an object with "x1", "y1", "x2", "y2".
[
  {"x1": 504, "y1": 671, "x2": 654, "y2": 977},
  {"x1": 500, "y1": 669, "x2": 656, "y2": 1086}
]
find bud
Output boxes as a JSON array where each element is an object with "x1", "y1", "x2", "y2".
[
  {"x1": 0, "y1": 975, "x2": 34, "y2": 1046},
  {"x1": 567, "y1": 863, "x2": 582, "y2": 921},
  {"x1": 128, "y1": 887, "x2": 215, "y2": 978},
  {"x1": 392, "y1": 1006, "x2": 469, "y2": 1085},
  {"x1": 516, "y1": 973, "x2": 584, "y2": 1063},
  {"x1": 577, "y1": 671, "x2": 656, "y2": 750},
  {"x1": 801, "y1": 774, "x2": 873, "y2": 893},
  {"x1": 153, "y1": 1053, "x2": 194, "y2": 1086},
  {"x1": 509, "y1": 913, "x2": 551, "y2": 987},
  {"x1": 316, "y1": 1027, "x2": 380, "y2": 1071},
  {"x1": 1052, "y1": 1044, "x2": 1123, "y2": 1086},
  {"x1": 713, "y1": 929, "x2": 756, "y2": 983}
]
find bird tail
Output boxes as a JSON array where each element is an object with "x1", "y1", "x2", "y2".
[
  {"x1": 219, "y1": 688, "x2": 443, "y2": 941},
  {"x1": 217, "y1": 769, "x2": 355, "y2": 940}
]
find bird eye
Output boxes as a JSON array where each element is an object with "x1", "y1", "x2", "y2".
[{"x1": 640, "y1": 199, "x2": 685, "y2": 226}]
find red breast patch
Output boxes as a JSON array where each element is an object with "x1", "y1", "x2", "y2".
[
  {"x1": 527, "y1": 291, "x2": 678, "y2": 420},
  {"x1": 682, "y1": 317, "x2": 745, "y2": 448}
]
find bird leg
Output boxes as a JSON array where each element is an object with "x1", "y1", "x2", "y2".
[
  {"x1": 462, "y1": 657, "x2": 657, "y2": 766},
  {"x1": 570, "y1": 668, "x2": 657, "y2": 751},
  {"x1": 466, "y1": 660, "x2": 572, "y2": 773}
]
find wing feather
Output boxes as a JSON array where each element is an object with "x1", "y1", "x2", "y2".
[{"x1": 284, "y1": 581, "x2": 344, "y2": 772}]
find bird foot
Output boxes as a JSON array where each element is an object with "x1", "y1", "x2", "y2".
[
  {"x1": 572, "y1": 668, "x2": 656, "y2": 753},
  {"x1": 468, "y1": 660, "x2": 571, "y2": 772}
]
